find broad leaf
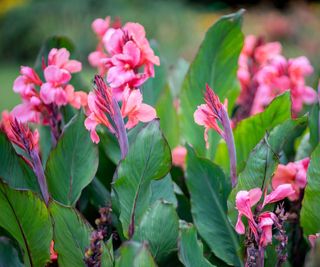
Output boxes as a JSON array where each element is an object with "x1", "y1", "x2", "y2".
[
  {"x1": 301, "y1": 144, "x2": 320, "y2": 236},
  {"x1": 101, "y1": 236, "x2": 114, "y2": 267},
  {"x1": 46, "y1": 112, "x2": 99, "y2": 206},
  {"x1": 228, "y1": 117, "x2": 308, "y2": 222},
  {"x1": 150, "y1": 174, "x2": 177, "y2": 207},
  {"x1": 180, "y1": 10, "x2": 244, "y2": 158},
  {"x1": 49, "y1": 201, "x2": 92, "y2": 267},
  {"x1": 156, "y1": 85, "x2": 180, "y2": 148},
  {"x1": 309, "y1": 102, "x2": 319, "y2": 150},
  {"x1": 141, "y1": 41, "x2": 167, "y2": 106},
  {"x1": 0, "y1": 132, "x2": 39, "y2": 192},
  {"x1": 133, "y1": 200, "x2": 179, "y2": 262},
  {"x1": 113, "y1": 120, "x2": 171, "y2": 238},
  {"x1": 178, "y1": 222, "x2": 215, "y2": 267},
  {"x1": 115, "y1": 241, "x2": 157, "y2": 267},
  {"x1": 186, "y1": 146, "x2": 242, "y2": 266},
  {"x1": 0, "y1": 237, "x2": 24, "y2": 267},
  {"x1": 0, "y1": 182, "x2": 52, "y2": 267},
  {"x1": 215, "y1": 92, "x2": 291, "y2": 173}
]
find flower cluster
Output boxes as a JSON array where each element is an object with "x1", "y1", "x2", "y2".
[
  {"x1": 272, "y1": 158, "x2": 309, "y2": 201},
  {"x1": 235, "y1": 35, "x2": 317, "y2": 121},
  {"x1": 11, "y1": 48, "x2": 87, "y2": 125},
  {"x1": 235, "y1": 184, "x2": 294, "y2": 248},
  {"x1": 85, "y1": 75, "x2": 156, "y2": 144},
  {"x1": 89, "y1": 16, "x2": 160, "y2": 97}
]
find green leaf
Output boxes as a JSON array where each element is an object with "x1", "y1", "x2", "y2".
[
  {"x1": 178, "y1": 222, "x2": 215, "y2": 267},
  {"x1": 46, "y1": 112, "x2": 99, "y2": 206},
  {"x1": 0, "y1": 237, "x2": 24, "y2": 267},
  {"x1": 185, "y1": 146, "x2": 242, "y2": 266},
  {"x1": 215, "y1": 92, "x2": 291, "y2": 173},
  {"x1": 115, "y1": 241, "x2": 157, "y2": 267},
  {"x1": 150, "y1": 174, "x2": 177, "y2": 207},
  {"x1": 0, "y1": 132, "x2": 39, "y2": 192},
  {"x1": 49, "y1": 201, "x2": 92, "y2": 267},
  {"x1": 156, "y1": 85, "x2": 180, "y2": 148},
  {"x1": 228, "y1": 117, "x2": 308, "y2": 223},
  {"x1": 180, "y1": 10, "x2": 244, "y2": 158},
  {"x1": 309, "y1": 102, "x2": 319, "y2": 150},
  {"x1": 133, "y1": 200, "x2": 179, "y2": 262},
  {"x1": 141, "y1": 41, "x2": 167, "y2": 106},
  {"x1": 301, "y1": 144, "x2": 320, "y2": 236},
  {"x1": 0, "y1": 182, "x2": 52, "y2": 267},
  {"x1": 101, "y1": 236, "x2": 114, "y2": 267},
  {"x1": 113, "y1": 120, "x2": 171, "y2": 238}
]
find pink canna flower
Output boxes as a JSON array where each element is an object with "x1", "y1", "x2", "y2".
[
  {"x1": 194, "y1": 84, "x2": 237, "y2": 187},
  {"x1": 258, "y1": 212, "x2": 276, "y2": 247},
  {"x1": 92, "y1": 16, "x2": 111, "y2": 38},
  {"x1": 40, "y1": 65, "x2": 72, "y2": 106},
  {"x1": 272, "y1": 158, "x2": 309, "y2": 201},
  {"x1": 309, "y1": 233, "x2": 320, "y2": 248},
  {"x1": 235, "y1": 188, "x2": 262, "y2": 237},
  {"x1": 235, "y1": 184, "x2": 294, "y2": 249},
  {"x1": 172, "y1": 146, "x2": 187, "y2": 170},
  {"x1": 120, "y1": 86, "x2": 156, "y2": 129},
  {"x1": 13, "y1": 66, "x2": 42, "y2": 98},
  {"x1": 254, "y1": 42, "x2": 282, "y2": 65},
  {"x1": 194, "y1": 84, "x2": 224, "y2": 147},
  {"x1": 48, "y1": 48, "x2": 82, "y2": 73}
]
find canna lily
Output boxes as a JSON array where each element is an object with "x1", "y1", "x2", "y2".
[
  {"x1": 48, "y1": 48, "x2": 82, "y2": 73},
  {"x1": 272, "y1": 158, "x2": 309, "y2": 201},
  {"x1": 235, "y1": 184, "x2": 295, "y2": 247},
  {"x1": 13, "y1": 66, "x2": 42, "y2": 98},
  {"x1": 194, "y1": 84, "x2": 237, "y2": 187}
]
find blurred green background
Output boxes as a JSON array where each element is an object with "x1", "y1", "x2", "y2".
[{"x1": 1, "y1": 0, "x2": 320, "y2": 111}]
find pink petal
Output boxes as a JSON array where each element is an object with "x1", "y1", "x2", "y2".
[
  {"x1": 248, "y1": 188, "x2": 263, "y2": 206},
  {"x1": 235, "y1": 213, "x2": 245, "y2": 234},
  {"x1": 92, "y1": 17, "x2": 110, "y2": 36},
  {"x1": 63, "y1": 60, "x2": 82, "y2": 73},
  {"x1": 123, "y1": 41, "x2": 141, "y2": 67},
  {"x1": 172, "y1": 146, "x2": 187, "y2": 169},
  {"x1": 44, "y1": 66, "x2": 71, "y2": 84},
  {"x1": 40, "y1": 83, "x2": 56, "y2": 104},
  {"x1": 263, "y1": 184, "x2": 295, "y2": 206},
  {"x1": 136, "y1": 103, "x2": 156, "y2": 122}
]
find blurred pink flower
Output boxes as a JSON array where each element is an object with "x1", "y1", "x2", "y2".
[
  {"x1": 40, "y1": 65, "x2": 71, "y2": 106},
  {"x1": 258, "y1": 212, "x2": 276, "y2": 247},
  {"x1": 172, "y1": 146, "x2": 187, "y2": 169},
  {"x1": 120, "y1": 86, "x2": 156, "y2": 129},
  {"x1": 309, "y1": 233, "x2": 320, "y2": 248},
  {"x1": 13, "y1": 66, "x2": 42, "y2": 98},
  {"x1": 50, "y1": 240, "x2": 58, "y2": 261},
  {"x1": 48, "y1": 48, "x2": 82, "y2": 73},
  {"x1": 88, "y1": 17, "x2": 159, "y2": 95},
  {"x1": 272, "y1": 158, "x2": 309, "y2": 201}
]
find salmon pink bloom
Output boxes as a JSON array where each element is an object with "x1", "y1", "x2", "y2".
[
  {"x1": 309, "y1": 233, "x2": 320, "y2": 248},
  {"x1": 40, "y1": 65, "x2": 71, "y2": 106},
  {"x1": 92, "y1": 16, "x2": 112, "y2": 38},
  {"x1": 172, "y1": 146, "x2": 187, "y2": 170},
  {"x1": 120, "y1": 86, "x2": 156, "y2": 129},
  {"x1": 13, "y1": 66, "x2": 42, "y2": 98},
  {"x1": 235, "y1": 184, "x2": 294, "y2": 248},
  {"x1": 272, "y1": 158, "x2": 309, "y2": 201},
  {"x1": 48, "y1": 48, "x2": 82, "y2": 73}
]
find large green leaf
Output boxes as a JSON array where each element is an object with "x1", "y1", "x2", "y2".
[
  {"x1": 141, "y1": 41, "x2": 167, "y2": 106},
  {"x1": 301, "y1": 144, "x2": 320, "y2": 236},
  {"x1": 0, "y1": 182, "x2": 52, "y2": 267},
  {"x1": 185, "y1": 146, "x2": 242, "y2": 266},
  {"x1": 178, "y1": 222, "x2": 215, "y2": 267},
  {"x1": 309, "y1": 102, "x2": 319, "y2": 150},
  {"x1": 46, "y1": 112, "x2": 99, "y2": 206},
  {"x1": 133, "y1": 200, "x2": 179, "y2": 263},
  {"x1": 0, "y1": 237, "x2": 24, "y2": 267},
  {"x1": 228, "y1": 117, "x2": 308, "y2": 222},
  {"x1": 150, "y1": 174, "x2": 177, "y2": 207},
  {"x1": 49, "y1": 201, "x2": 92, "y2": 267},
  {"x1": 115, "y1": 241, "x2": 157, "y2": 267},
  {"x1": 180, "y1": 10, "x2": 244, "y2": 158},
  {"x1": 156, "y1": 85, "x2": 180, "y2": 148},
  {"x1": 0, "y1": 132, "x2": 39, "y2": 192},
  {"x1": 215, "y1": 92, "x2": 291, "y2": 173},
  {"x1": 112, "y1": 120, "x2": 171, "y2": 238}
]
